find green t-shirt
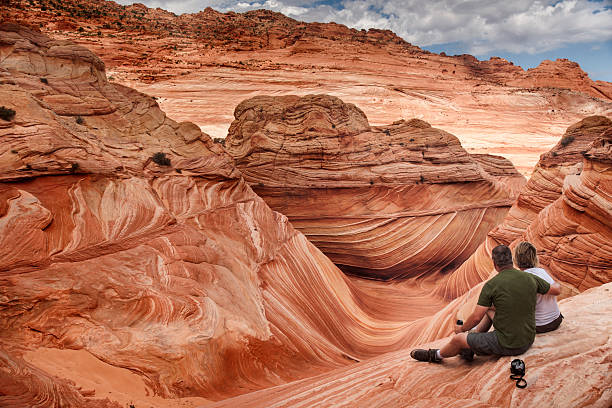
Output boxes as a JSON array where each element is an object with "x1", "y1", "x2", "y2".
[{"x1": 477, "y1": 268, "x2": 551, "y2": 349}]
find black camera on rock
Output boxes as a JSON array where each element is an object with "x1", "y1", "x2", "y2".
[
  {"x1": 510, "y1": 359, "x2": 527, "y2": 388},
  {"x1": 510, "y1": 359, "x2": 525, "y2": 376}
]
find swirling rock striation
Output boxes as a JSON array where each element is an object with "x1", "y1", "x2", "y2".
[
  {"x1": 1, "y1": 22, "x2": 611, "y2": 408},
  {"x1": 208, "y1": 282, "x2": 612, "y2": 408},
  {"x1": 224, "y1": 94, "x2": 526, "y2": 279},
  {"x1": 436, "y1": 115, "x2": 612, "y2": 299},
  {"x1": 0, "y1": 23, "x2": 461, "y2": 406}
]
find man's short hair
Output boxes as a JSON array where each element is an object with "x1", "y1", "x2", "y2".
[
  {"x1": 492, "y1": 245, "x2": 513, "y2": 268},
  {"x1": 514, "y1": 241, "x2": 538, "y2": 269}
]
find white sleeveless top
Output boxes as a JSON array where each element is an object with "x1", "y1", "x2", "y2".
[{"x1": 525, "y1": 267, "x2": 561, "y2": 326}]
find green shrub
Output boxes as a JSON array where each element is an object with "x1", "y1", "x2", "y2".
[
  {"x1": 76, "y1": 116, "x2": 84, "y2": 125},
  {"x1": 560, "y1": 135, "x2": 574, "y2": 147},
  {"x1": 152, "y1": 152, "x2": 171, "y2": 166},
  {"x1": 40, "y1": 77, "x2": 48, "y2": 84},
  {"x1": 0, "y1": 106, "x2": 15, "y2": 121}
]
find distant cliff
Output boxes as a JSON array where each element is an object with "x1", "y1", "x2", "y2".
[{"x1": 1, "y1": 0, "x2": 611, "y2": 100}]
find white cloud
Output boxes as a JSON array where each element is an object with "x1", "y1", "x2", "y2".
[
  {"x1": 117, "y1": 0, "x2": 612, "y2": 55},
  {"x1": 261, "y1": 0, "x2": 310, "y2": 16}
]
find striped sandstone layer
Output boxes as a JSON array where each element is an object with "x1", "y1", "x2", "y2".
[
  {"x1": 224, "y1": 94, "x2": 526, "y2": 279},
  {"x1": 0, "y1": 23, "x2": 451, "y2": 406},
  {"x1": 0, "y1": 22, "x2": 526, "y2": 407},
  {"x1": 1, "y1": 22, "x2": 611, "y2": 408},
  {"x1": 207, "y1": 282, "x2": 612, "y2": 408},
  {"x1": 436, "y1": 115, "x2": 612, "y2": 299}
]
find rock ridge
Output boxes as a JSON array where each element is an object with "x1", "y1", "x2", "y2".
[
  {"x1": 1, "y1": 0, "x2": 610, "y2": 102},
  {"x1": 225, "y1": 94, "x2": 526, "y2": 279},
  {"x1": 436, "y1": 115, "x2": 612, "y2": 299}
]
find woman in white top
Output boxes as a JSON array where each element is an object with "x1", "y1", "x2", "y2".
[{"x1": 513, "y1": 241, "x2": 563, "y2": 333}]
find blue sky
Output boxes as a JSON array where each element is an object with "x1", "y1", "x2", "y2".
[{"x1": 117, "y1": 0, "x2": 612, "y2": 82}]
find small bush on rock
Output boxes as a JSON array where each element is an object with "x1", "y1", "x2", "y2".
[
  {"x1": 560, "y1": 135, "x2": 575, "y2": 147},
  {"x1": 0, "y1": 106, "x2": 15, "y2": 121},
  {"x1": 152, "y1": 152, "x2": 171, "y2": 166},
  {"x1": 76, "y1": 116, "x2": 84, "y2": 125}
]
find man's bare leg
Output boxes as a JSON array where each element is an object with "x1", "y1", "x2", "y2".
[{"x1": 439, "y1": 332, "x2": 470, "y2": 358}]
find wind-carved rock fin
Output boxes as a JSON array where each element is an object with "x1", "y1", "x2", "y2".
[{"x1": 224, "y1": 94, "x2": 526, "y2": 280}]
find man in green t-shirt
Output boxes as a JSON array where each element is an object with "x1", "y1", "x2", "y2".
[{"x1": 411, "y1": 245, "x2": 561, "y2": 363}]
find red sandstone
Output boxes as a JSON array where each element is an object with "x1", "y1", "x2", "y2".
[
  {"x1": 0, "y1": 6, "x2": 610, "y2": 407},
  {"x1": 1, "y1": 0, "x2": 611, "y2": 177}
]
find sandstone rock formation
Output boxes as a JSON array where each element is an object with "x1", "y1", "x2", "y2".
[
  {"x1": 224, "y1": 94, "x2": 526, "y2": 280},
  {"x1": 207, "y1": 282, "x2": 612, "y2": 408},
  {"x1": 3, "y1": 0, "x2": 609, "y2": 99},
  {"x1": 1, "y1": 21, "x2": 611, "y2": 408},
  {"x1": 436, "y1": 115, "x2": 612, "y2": 299},
  {"x1": 512, "y1": 59, "x2": 612, "y2": 101},
  {"x1": 0, "y1": 23, "x2": 466, "y2": 406},
  {"x1": 2, "y1": 0, "x2": 612, "y2": 178}
]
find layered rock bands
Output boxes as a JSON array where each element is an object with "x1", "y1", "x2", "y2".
[
  {"x1": 208, "y1": 282, "x2": 612, "y2": 408},
  {"x1": 0, "y1": 23, "x2": 487, "y2": 407},
  {"x1": 224, "y1": 94, "x2": 526, "y2": 280},
  {"x1": 436, "y1": 115, "x2": 612, "y2": 299},
  {"x1": 0, "y1": 23, "x2": 425, "y2": 406},
  {"x1": 1, "y1": 23, "x2": 610, "y2": 408}
]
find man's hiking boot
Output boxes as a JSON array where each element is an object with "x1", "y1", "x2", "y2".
[
  {"x1": 459, "y1": 348, "x2": 475, "y2": 362},
  {"x1": 410, "y1": 348, "x2": 442, "y2": 363}
]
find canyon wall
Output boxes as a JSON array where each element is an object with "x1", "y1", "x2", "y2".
[{"x1": 212, "y1": 117, "x2": 612, "y2": 407}]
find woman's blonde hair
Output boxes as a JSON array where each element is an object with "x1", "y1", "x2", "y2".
[{"x1": 514, "y1": 241, "x2": 539, "y2": 269}]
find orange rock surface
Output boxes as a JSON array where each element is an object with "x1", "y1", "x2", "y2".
[
  {"x1": 2, "y1": 0, "x2": 612, "y2": 176},
  {"x1": 224, "y1": 94, "x2": 526, "y2": 279},
  {"x1": 0, "y1": 13, "x2": 611, "y2": 408},
  {"x1": 436, "y1": 115, "x2": 612, "y2": 299},
  {"x1": 207, "y1": 282, "x2": 612, "y2": 408},
  {"x1": 0, "y1": 23, "x2": 455, "y2": 406}
]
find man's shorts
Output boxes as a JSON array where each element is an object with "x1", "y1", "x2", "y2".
[
  {"x1": 467, "y1": 331, "x2": 532, "y2": 356},
  {"x1": 536, "y1": 313, "x2": 563, "y2": 334}
]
